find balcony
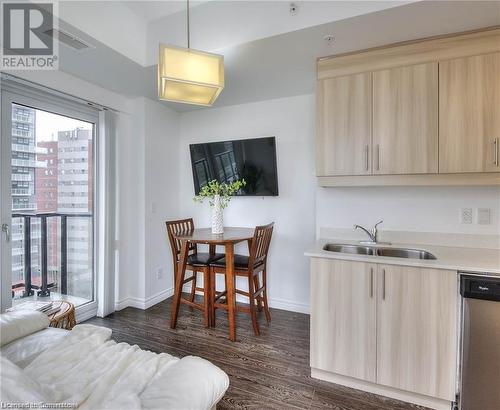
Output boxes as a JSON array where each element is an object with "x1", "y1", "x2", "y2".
[
  {"x1": 12, "y1": 188, "x2": 32, "y2": 196},
  {"x1": 12, "y1": 113, "x2": 34, "y2": 123},
  {"x1": 12, "y1": 203, "x2": 36, "y2": 211},
  {"x1": 12, "y1": 129, "x2": 33, "y2": 138},
  {"x1": 11, "y1": 213, "x2": 93, "y2": 303},
  {"x1": 12, "y1": 174, "x2": 33, "y2": 182},
  {"x1": 12, "y1": 144, "x2": 35, "y2": 154}
]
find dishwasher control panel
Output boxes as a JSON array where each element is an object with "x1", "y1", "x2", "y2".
[{"x1": 460, "y1": 275, "x2": 500, "y2": 301}]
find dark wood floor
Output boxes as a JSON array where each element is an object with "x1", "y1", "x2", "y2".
[{"x1": 86, "y1": 296, "x2": 426, "y2": 410}]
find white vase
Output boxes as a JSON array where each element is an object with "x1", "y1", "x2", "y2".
[{"x1": 211, "y1": 195, "x2": 224, "y2": 234}]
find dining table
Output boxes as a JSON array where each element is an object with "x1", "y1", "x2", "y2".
[{"x1": 170, "y1": 227, "x2": 255, "y2": 341}]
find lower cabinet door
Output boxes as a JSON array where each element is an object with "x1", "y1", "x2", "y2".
[
  {"x1": 376, "y1": 265, "x2": 457, "y2": 400},
  {"x1": 310, "y1": 258, "x2": 377, "y2": 382}
]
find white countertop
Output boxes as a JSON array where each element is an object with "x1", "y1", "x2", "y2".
[{"x1": 305, "y1": 239, "x2": 500, "y2": 275}]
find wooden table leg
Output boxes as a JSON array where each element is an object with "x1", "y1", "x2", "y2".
[
  {"x1": 208, "y1": 244, "x2": 217, "y2": 327},
  {"x1": 171, "y1": 240, "x2": 189, "y2": 329},
  {"x1": 203, "y1": 268, "x2": 211, "y2": 328},
  {"x1": 225, "y1": 242, "x2": 236, "y2": 341}
]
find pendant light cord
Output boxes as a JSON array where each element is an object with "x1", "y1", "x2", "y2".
[{"x1": 186, "y1": 0, "x2": 190, "y2": 49}]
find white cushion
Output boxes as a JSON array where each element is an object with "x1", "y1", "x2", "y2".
[
  {"x1": 1, "y1": 327, "x2": 68, "y2": 368},
  {"x1": 0, "y1": 357, "x2": 49, "y2": 403},
  {"x1": 140, "y1": 355, "x2": 230, "y2": 410},
  {"x1": 0, "y1": 310, "x2": 49, "y2": 347}
]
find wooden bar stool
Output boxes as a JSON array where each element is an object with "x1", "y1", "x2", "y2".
[
  {"x1": 210, "y1": 222, "x2": 274, "y2": 336},
  {"x1": 166, "y1": 218, "x2": 224, "y2": 327}
]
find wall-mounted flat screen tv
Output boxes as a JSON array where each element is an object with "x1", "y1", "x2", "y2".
[{"x1": 190, "y1": 136, "x2": 279, "y2": 196}]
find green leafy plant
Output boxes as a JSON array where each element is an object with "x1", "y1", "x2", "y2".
[{"x1": 194, "y1": 179, "x2": 246, "y2": 208}]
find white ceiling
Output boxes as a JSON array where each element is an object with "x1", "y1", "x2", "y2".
[
  {"x1": 60, "y1": 1, "x2": 414, "y2": 67},
  {"x1": 124, "y1": 0, "x2": 211, "y2": 23},
  {"x1": 53, "y1": 1, "x2": 500, "y2": 112}
]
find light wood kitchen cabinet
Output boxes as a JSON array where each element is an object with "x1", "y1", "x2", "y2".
[
  {"x1": 316, "y1": 73, "x2": 372, "y2": 176},
  {"x1": 376, "y1": 264, "x2": 457, "y2": 401},
  {"x1": 310, "y1": 258, "x2": 458, "y2": 405},
  {"x1": 315, "y1": 27, "x2": 500, "y2": 186},
  {"x1": 310, "y1": 258, "x2": 377, "y2": 382},
  {"x1": 439, "y1": 52, "x2": 500, "y2": 173},
  {"x1": 372, "y1": 62, "x2": 438, "y2": 174}
]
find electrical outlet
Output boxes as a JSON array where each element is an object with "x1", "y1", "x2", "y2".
[
  {"x1": 460, "y1": 208, "x2": 473, "y2": 224},
  {"x1": 156, "y1": 267, "x2": 163, "y2": 279},
  {"x1": 477, "y1": 208, "x2": 491, "y2": 225}
]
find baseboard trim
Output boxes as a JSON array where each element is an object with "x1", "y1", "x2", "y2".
[
  {"x1": 268, "y1": 297, "x2": 310, "y2": 314},
  {"x1": 115, "y1": 288, "x2": 310, "y2": 314},
  {"x1": 311, "y1": 368, "x2": 452, "y2": 410},
  {"x1": 115, "y1": 287, "x2": 174, "y2": 311}
]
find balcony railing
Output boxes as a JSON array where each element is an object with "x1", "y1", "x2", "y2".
[
  {"x1": 12, "y1": 212, "x2": 92, "y2": 298},
  {"x1": 12, "y1": 129, "x2": 33, "y2": 138}
]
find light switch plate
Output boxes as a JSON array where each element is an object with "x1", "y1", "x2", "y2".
[
  {"x1": 477, "y1": 208, "x2": 491, "y2": 225},
  {"x1": 460, "y1": 208, "x2": 473, "y2": 224}
]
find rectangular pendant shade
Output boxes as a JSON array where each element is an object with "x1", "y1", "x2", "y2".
[{"x1": 158, "y1": 44, "x2": 224, "y2": 106}]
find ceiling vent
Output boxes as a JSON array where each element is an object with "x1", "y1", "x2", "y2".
[{"x1": 43, "y1": 28, "x2": 93, "y2": 51}]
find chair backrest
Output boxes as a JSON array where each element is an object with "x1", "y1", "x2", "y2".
[
  {"x1": 248, "y1": 222, "x2": 274, "y2": 269},
  {"x1": 165, "y1": 218, "x2": 196, "y2": 264}
]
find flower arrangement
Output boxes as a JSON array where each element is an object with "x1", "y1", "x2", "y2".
[
  {"x1": 193, "y1": 179, "x2": 246, "y2": 208},
  {"x1": 194, "y1": 179, "x2": 246, "y2": 234}
]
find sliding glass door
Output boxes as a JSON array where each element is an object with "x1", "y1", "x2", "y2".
[{"x1": 1, "y1": 82, "x2": 99, "y2": 315}]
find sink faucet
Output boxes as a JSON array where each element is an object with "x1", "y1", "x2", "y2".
[{"x1": 353, "y1": 220, "x2": 385, "y2": 244}]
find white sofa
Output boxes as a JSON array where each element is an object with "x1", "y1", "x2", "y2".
[{"x1": 0, "y1": 310, "x2": 229, "y2": 409}]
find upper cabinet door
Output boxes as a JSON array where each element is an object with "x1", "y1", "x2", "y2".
[
  {"x1": 373, "y1": 62, "x2": 438, "y2": 175},
  {"x1": 439, "y1": 52, "x2": 500, "y2": 173},
  {"x1": 316, "y1": 73, "x2": 372, "y2": 176}
]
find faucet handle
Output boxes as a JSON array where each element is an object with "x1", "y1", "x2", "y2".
[{"x1": 374, "y1": 220, "x2": 383, "y2": 229}]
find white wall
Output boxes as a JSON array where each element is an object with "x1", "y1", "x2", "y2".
[
  {"x1": 316, "y1": 186, "x2": 500, "y2": 237},
  {"x1": 178, "y1": 94, "x2": 316, "y2": 313},
  {"x1": 114, "y1": 98, "x2": 146, "y2": 308},
  {"x1": 115, "y1": 97, "x2": 180, "y2": 310},
  {"x1": 144, "y1": 98, "x2": 180, "y2": 305}
]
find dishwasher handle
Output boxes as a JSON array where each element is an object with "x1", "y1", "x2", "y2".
[{"x1": 460, "y1": 275, "x2": 500, "y2": 302}]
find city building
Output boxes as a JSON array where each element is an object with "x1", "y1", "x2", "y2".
[
  {"x1": 35, "y1": 141, "x2": 59, "y2": 284},
  {"x1": 10, "y1": 105, "x2": 46, "y2": 295},
  {"x1": 57, "y1": 128, "x2": 93, "y2": 300}
]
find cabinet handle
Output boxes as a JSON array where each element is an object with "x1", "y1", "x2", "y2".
[
  {"x1": 370, "y1": 267, "x2": 374, "y2": 298},
  {"x1": 376, "y1": 144, "x2": 380, "y2": 171},
  {"x1": 382, "y1": 268, "x2": 386, "y2": 300},
  {"x1": 365, "y1": 145, "x2": 369, "y2": 171},
  {"x1": 494, "y1": 138, "x2": 499, "y2": 167}
]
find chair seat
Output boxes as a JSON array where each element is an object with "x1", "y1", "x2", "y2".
[
  {"x1": 187, "y1": 253, "x2": 224, "y2": 266},
  {"x1": 210, "y1": 254, "x2": 262, "y2": 270}
]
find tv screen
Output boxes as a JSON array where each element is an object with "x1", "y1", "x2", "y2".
[{"x1": 190, "y1": 137, "x2": 279, "y2": 196}]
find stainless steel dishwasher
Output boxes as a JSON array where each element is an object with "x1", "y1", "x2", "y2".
[{"x1": 459, "y1": 273, "x2": 500, "y2": 410}]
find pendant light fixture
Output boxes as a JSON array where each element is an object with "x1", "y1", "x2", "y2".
[{"x1": 158, "y1": 0, "x2": 224, "y2": 106}]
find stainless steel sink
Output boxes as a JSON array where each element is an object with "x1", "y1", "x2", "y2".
[
  {"x1": 323, "y1": 243, "x2": 437, "y2": 260},
  {"x1": 323, "y1": 244, "x2": 375, "y2": 255},
  {"x1": 376, "y1": 247, "x2": 436, "y2": 260}
]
